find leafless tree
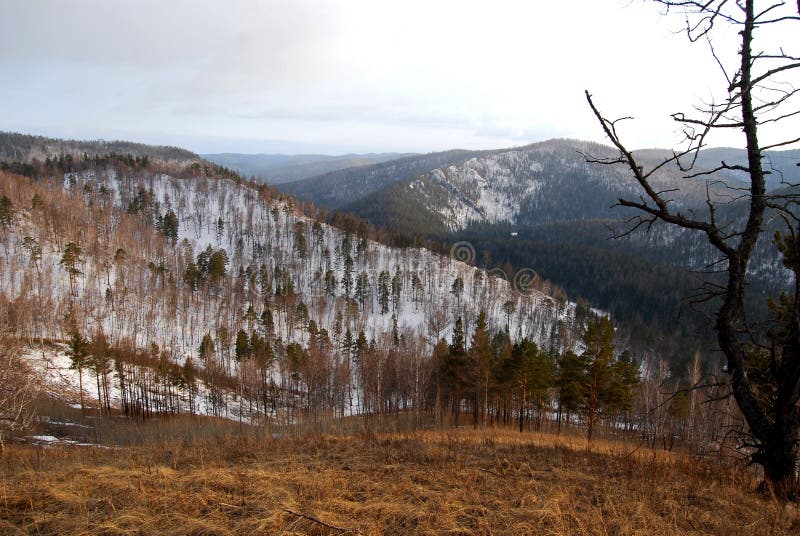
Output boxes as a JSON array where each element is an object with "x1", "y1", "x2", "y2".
[
  {"x1": 585, "y1": 0, "x2": 800, "y2": 499},
  {"x1": 0, "y1": 326, "x2": 38, "y2": 452}
]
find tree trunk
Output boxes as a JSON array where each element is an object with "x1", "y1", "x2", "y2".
[
  {"x1": 77, "y1": 366, "x2": 85, "y2": 416},
  {"x1": 761, "y1": 439, "x2": 800, "y2": 500}
]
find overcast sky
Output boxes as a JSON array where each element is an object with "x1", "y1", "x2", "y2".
[{"x1": 0, "y1": 0, "x2": 797, "y2": 155}]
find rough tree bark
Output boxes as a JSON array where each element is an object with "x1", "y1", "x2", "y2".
[{"x1": 585, "y1": 0, "x2": 800, "y2": 499}]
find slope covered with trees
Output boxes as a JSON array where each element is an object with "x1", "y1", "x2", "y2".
[
  {"x1": 0, "y1": 151, "x2": 600, "y2": 430},
  {"x1": 0, "y1": 142, "x2": 747, "y2": 456},
  {"x1": 312, "y1": 139, "x2": 789, "y2": 364},
  {"x1": 279, "y1": 149, "x2": 486, "y2": 209}
]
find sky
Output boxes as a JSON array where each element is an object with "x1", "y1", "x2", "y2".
[{"x1": 0, "y1": 0, "x2": 797, "y2": 155}]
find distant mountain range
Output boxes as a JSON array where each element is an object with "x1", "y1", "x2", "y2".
[
  {"x1": 202, "y1": 152, "x2": 414, "y2": 184},
  {"x1": 278, "y1": 150, "x2": 485, "y2": 207},
  {"x1": 341, "y1": 139, "x2": 747, "y2": 235}
]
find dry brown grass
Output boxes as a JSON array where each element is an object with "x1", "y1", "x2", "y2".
[{"x1": 1, "y1": 427, "x2": 797, "y2": 535}]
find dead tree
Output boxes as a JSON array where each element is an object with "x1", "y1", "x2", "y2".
[{"x1": 585, "y1": 0, "x2": 800, "y2": 499}]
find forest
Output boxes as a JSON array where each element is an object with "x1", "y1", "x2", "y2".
[{"x1": 0, "y1": 151, "x2": 746, "y2": 456}]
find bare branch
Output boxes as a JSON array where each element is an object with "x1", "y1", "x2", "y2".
[
  {"x1": 684, "y1": 162, "x2": 751, "y2": 178},
  {"x1": 750, "y1": 62, "x2": 800, "y2": 88},
  {"x1": 760, "y1": 136, "x2": 800, "y2": 151}
]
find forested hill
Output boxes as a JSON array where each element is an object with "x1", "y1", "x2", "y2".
[
  {"x1": 0, "y1": 131, "x2": 198, "y2": 165},
  {"x1": 278, "y1": 149, "x2": 489, "y2": 209},
  {"x1": 283, "y1": 138, "x2": 788, "y2": 357},
  {"x1": 1, "y1": 147, "x2": 590, "y2": 422},
  {"x1": 342, "y1": 139, "x2": 743, "y2": 233}
]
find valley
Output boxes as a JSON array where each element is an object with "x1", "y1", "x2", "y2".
[{"x1": 4, "y1": 0, "x2": 800, "y2": 528}]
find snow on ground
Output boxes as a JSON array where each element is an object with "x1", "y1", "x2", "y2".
[{"x1": 9, "y1": 164, "x2": 584, "y2": 420}]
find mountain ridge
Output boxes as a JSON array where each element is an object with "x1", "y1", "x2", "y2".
[
  {"x1": 0, "y1": 131, "x2": 199, "y2": 164},
  {"x1": 202, "y1": 151, "x2": 415, "y2": 184}
]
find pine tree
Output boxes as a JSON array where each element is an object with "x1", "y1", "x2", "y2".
[
  {"x1": 354, "y1": 331, "x2": 369, "y2": 363},
  {"x1": 445, "y1": 317, "x2": 468, "y2": 427},
  {"x1": 64, "y1": 308, "x2": 89, "y2": 415},
  {"x1": 391, "y1": 270, "x2": 402, "y2": 310},
  {"x1": 557, "y1": 350, "x2": 587, "y2": 434},
  {"x1": 293, "y1": 221, "x2": 307, "y2": 259},
  {"x1": 235, "y1": 329, "x2": 250, "y2": 362},
  {"x1": 355, "y1": 271, "x2": 369, "y2": 310},
  {"x1": 342, "y1": 255, "x2": 353, "y2": 297},
  {"x1": 502, "y1": 300, "x2": 516, "y2": 332},
  {"x1": 378, "y1": 270, "x2": 390, "y2": 314},
  {"x1": 451, "y1": 276, "x2": 464, "y2": 305},
  {"x1": 510, "y1": 338, "x2": 555, "y2": 432},
  {"x1": 88, "y1": 329, "x2": 112, "y2": 417},
  {"x1": 199, "y1": 332, "x2": 215, "y2": 365},
  {"x1": 470, "y1": 310, "x2": 491, "y2": 427},
  {"x1": 582, "y1": 317, "x2": 616, "y2": 441},
  {"x1": 160, "y1": 209, "x2": 179, "y2": 241},
  {"x1": 60, "y1": 242, "x2": 83, "y2": 297}
]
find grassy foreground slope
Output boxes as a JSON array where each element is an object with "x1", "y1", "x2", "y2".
[{"x1": 2, "y1": 427, "x2": 797, "y2": 535}]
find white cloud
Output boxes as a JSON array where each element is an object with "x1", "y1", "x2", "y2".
[{"x1": 0, "y1": 0, "x2": 797, "y2": 153}]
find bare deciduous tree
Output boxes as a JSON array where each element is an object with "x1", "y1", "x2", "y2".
[
  {"x1": 585, "y1": 0, "x2": 800, "y2": 499},
  {"x1": 0, "y1": 331, "x2": 38, "y2": 452}
]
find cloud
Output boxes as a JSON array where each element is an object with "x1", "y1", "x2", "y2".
[{"x1": 3, "y1": 0, "x2": 793, "y2": 153}]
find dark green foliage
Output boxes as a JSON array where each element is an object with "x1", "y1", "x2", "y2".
[
  {"x1": 193, "y1": 246, "x2": 228, "y2": 289},
  {"x1": 354, "y1": 331, "x2": 369, "y2": 363},
  {"x1": 451, "y1": 277, "x2": 464, "y2": 304},
  {"x1": 260, "y1": 308, "x2": 274, "y2": 339},
  {"x1": 127, "y1": 187, "x2": 155, "y2": 215},
  {"x1": 511, "y1": 338, "x2": 555, "y2": 408},
  {"x1": 341, "y1": 329, "x2": 354, "y2": 361},
  {"x1": 286, "y1": 341, "x2": 307, "y2": 381},
  {"x1": 183, "y1": 262, "x2": 202, "y2": 291},
  {"x1": 355, "y1": 271, "x2": 369, "y2": 309},
  {"x1": 378, "y1": 270, "x2": 390, "y2": 314},
  {"x1": 391, "y1": 270, "x2": 402, "y2": 310},
  {"x1": 293, "y1": 221, "x2": 307, "y2": 259},
  {"x1": 325, "y1": 269, "x2": 338, "y2": 296},
  {"x1": 557, "y1": 351, "x2": 586, "y2": 415},
  {"x1": 250, "y1": 331, "x2": 273, "y2": 369},
  {"x1": 583, "y1": 317, "x2": 616, "y2": 441},
  {"x1": 0, "y1": 195, "x2": 12, "y2": 228},
  {"x1": 158, "y1": 209, "x2": 179, "y2": 241},
  {"x1": 198, "y1": 333, "x2": 215, "y2": 363},
  {"x1": 502, "y1": 300, "x2": 516, "y2": 331},
  {"x1": 295, "y1": 301, "x2": 309, "y2": 328},
  {"x1": 605, "y1": 351, "x2": 640, "y2": 414},
  {"x1": 234, "y1": 329, "x2": 250, "y2": 362},
  {"x1": 66, "y1": 323, "x2": 89, "y2": 373},
  {"x1": 60, "y1": 242, "x2": 82, "y2": 276},
  {"x1": 341, "y1": 255, "x2": 353, "y2": 297},
  {"x1": 440, "y1": 317, "x2": 470, "y2": 426}
]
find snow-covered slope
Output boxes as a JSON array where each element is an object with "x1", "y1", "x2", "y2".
[
  {"x1": 1, "y1": 164, "x2": 586, "y2": 419},
  {"x1": 401, "y1": 139, "x2": 739, "y2": 232}
]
